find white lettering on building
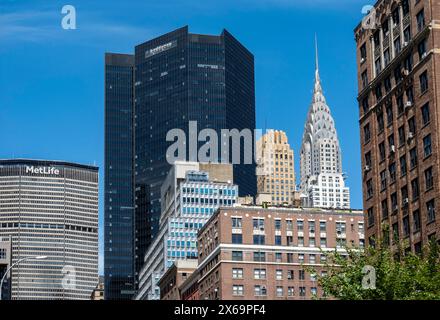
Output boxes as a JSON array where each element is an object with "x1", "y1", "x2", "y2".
[{"x1": 25, "y1": 166, "x2": 60, "y2": 175}]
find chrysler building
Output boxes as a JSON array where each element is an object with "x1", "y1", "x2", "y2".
[{"x1": 300, "y1": 40, "x2": 350, "y2": 209}]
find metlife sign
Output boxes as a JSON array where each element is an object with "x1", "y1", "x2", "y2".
[{"x1": 25, "y1": 166, "x2": 60, "y2": 175}]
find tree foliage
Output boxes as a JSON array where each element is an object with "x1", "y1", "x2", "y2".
[{"x1": 311, "y1": 240, "x2": 440, "y2": 300}]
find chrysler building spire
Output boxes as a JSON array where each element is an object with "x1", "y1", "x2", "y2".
[{"x1": 299, "y1": 37, "x2": 350, "y2": 209}]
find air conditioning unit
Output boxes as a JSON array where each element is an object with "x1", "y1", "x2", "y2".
[
  {"x1": 422, "y1": 52, "x2": 428, "y2": 59},
  {"x1": 403, "y1": 198, "x2": 409, "y2": 206},
  {"x1": 390, "y1": 145, "x2": 396, "y2": 153},
  {"x1": 360, "y1": 57, "x2": 366, "y2": 64},
  {"x1": 364, "y1": 165, "x2": 371, "y2": 172},
  {"x1": 405, "y1": 101, "x2": 413, "y2": 108},
  {"x1": 402, "y1": 69, "x2": 410, "y2": 76},
  {"x1": 408, "y1": 132, "x2": 415, "y2": 140},
  {"x1": 403, "y1": 41, "x2": 409, "y2": 47}
]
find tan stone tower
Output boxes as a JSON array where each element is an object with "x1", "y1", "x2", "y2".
[{"x1": 256, "y1": 130, "x2": 296, "y2": 205}]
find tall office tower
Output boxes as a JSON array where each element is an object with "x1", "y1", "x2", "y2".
[
  {"x1": 135, "y1": 161, "x2": 238, "y2": 300},
  {"x1": 134, "y1": 26, "x2": 256, "y2": 275},
  {"x1": 299, "y1": 42, "x2": 350, "y2": 209},
  {"x1": 104, "y1": 53, "x2": 136, "y2": 300},
  {"x1": 355, "y1": 0, "x2": 440, "y2": 250},
  {"x1": 0, "y1": 236, "x2": 12, "y2": 300},
  {"x1": 0, "y1": 159, "x2": 99, "y2": 300},
  {"x1": 256, "y1": 130, "x2": 296, "y2": 205}
]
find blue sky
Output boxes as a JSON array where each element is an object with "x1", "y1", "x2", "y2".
[{"x1": 0, "y1": 0, "x2": 370, "y2": 274}]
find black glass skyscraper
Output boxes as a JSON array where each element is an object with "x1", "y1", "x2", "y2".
[
  {"x1": 134, "y1": 26, "x2": 256, "y2": 268},
  {"x1": 104, "y1": 53, "x2": 136, "y2": 300},
  {"x1": 104, "y1": 26, "x2": 256, "y2": 299}
]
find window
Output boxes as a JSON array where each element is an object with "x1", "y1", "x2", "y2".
[
  {"x1": 411, "y1": 178, "x2": 420, "y2": 200},
  {"x1": 253, "y1": 235, "x2": 265, "y2": 245},
  {"x1": 362, "y1": 71, "x2": 368, "y2": 88},
  {"x1": 392, "y1": 7, "x2": 400, "y2": 26},
  {"x1": 276, "y1": 287, "x2": 284, "y2": 297},
  {"x1": 309, "y1": 221, "x2": 316, "y2": 233},
  {"x1": 389, "y1": 162, "x2": 396, "y2": 183},
  {"x1": 383, "y1": 18, "x2": 390, "y2": 35},
  {"x1": 364, "y1": 124, "x2": 371, "y2": 143},
  {"x1": 406, "y1": 86, "x2": 414, "y2": 104},
  {"x1": 232, "y1": 217, "x2": 242, "y2": 228},
  {"x1": 309, "y1": 254, "x2": 316, "y2": 264},
  {"x1": 391, "y1": 192, "x2": 398, "y2": 212},
  {"x1": 379, "y1": 142, "x2": 386, "y2": 162},
  {"x1": 232, "y1": 234, "x2": 243, "y2": 244},
  {"x1": 418, "y1": 38, "x2": 427, "y2": 60},
  {"x1": 232, "y1": 268, "x2": 243, "y2": 279},
  {"x1": 362, "y1": 97, "x2": 369, "y2": 113},
  {"x1": 320, "y1": 238, "x2": 327, "y2": 247},
  {"x1": 403, "y1": 216, "x2": 410, "y2": 237},
  {"x1": 417, "y1": 9, "x2": 425, "y2": 32},
  {"x1": 367, "y1": 207, "x2": 375, "y2": 227},
  {"x1": 401, "y1": 186, "x2": 409, "y2": 206},
  {"x1": 402, "y1": 0, "x2": 410, "y2": 15},
  {"x1": 410, "y1": 147, "x2": 418, "y2": 169},
  {"x1": 299, "y1": 287, "x2": 306, "y2": 297},
  {"x1": 408, "y1": 117, "x2": 416, "y2": 135},
  {"x1": 380, "y1": 170, "x2": 387, "y2": 191},
  {"x1": 423, "y1": 135, "x2": 432, "y2": 157},
  {"x1": 253, "y1": 218, "x2": 265, "y2": 231},
  {"x1": 297, "y1": 220, "x2": 304, "y2": 231},
  {"x1": 392, "y1": 223, "x2": 399, "y2": 243},
  {"x1": 232, "y1": 285, "x2": 244, "y2": 296},
  {"x1": 375, "y1": 59, "x2": 382, "y2": 75},
  {"x1": 276, "y1": 269, "x2": 283, "y2": 280},
  {"x1": 427, "y1": 199, "x2": 436, "y2": 223},
  {"x1": 381, "y1": 199, "x2": 389, "y2": 219},
  {"x1": 232, "y1": 251, "x2": 243, "y2": 261},
  {"x1": 311, "y1": 287, "x2": 318, "y2": 296},
  {"x1": 394, "y1": 65, "x2": 403, "y2": 83},
  {"x1": 287, "y1": 253, "x2": 294, "y2": 263},
  {"x1": 275, "y1": 235, "x2": 282, "y2": 245},
  {"x1": 413, "y1": 210, "x2": 421, "y2": 232},
  {"x1": 398, "y1": 126, "x2": 406, "y2": 146},
  {"x1": 400, "y1": 155, "x2": 407, "y2": 177},
  {"x1": 299, "y1": 270, "x2": 305, "y2": 280},
  {"x1": 288, "y1": 287, "x2": 295, "y2": 297},
  {"x1": 403, "y1": 26, "x2": 411, "y2": 43},
  {"x1": 360, "y1": 43, "x2": 367, "y2": 60},
  {"x1": 394, "y1": 37, "x2": 401, "y2": 56},
  {"x1": 366, "y1": 179, "x2": 374, "y2": 198},
  {"x1": 425, "y1": 167, "x2": 434, "y2": 190},
  {"x1": 397, "y1": 94, "x2": 404, "y2": 114},
  {"x1": 377, "y1": 111, "x2": 384, "y2": 132},
  {"x1": 309, "y1": 237, "x2": 316, "y2": 247},
  {"x1": 319, "y1": 221, "x2": 326, "y2": 232},
  {"x1": 422, "y1": 103, "x2": 430, "y2": 125},
  {"x1": 386, "y1": 104, "x2": 393, "y2": 124},
  {"x1": 384, "y1": 49, "x2": 391, "y2": 66},
  {"x1": 420, "y1": 70, "x2": 428, "y2": 93},
  {"x1": 254, "y1": 285, "x2": 267, "y2": 296},
  {"x1": 254, "y1": 269, "x2": 266, "y2": 280},
  {"x1": 253, "y1": 252, "x2": 266, "y2": 262}
]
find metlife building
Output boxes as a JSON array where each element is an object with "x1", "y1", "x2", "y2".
[{"x1": 0, "y1": 159, "x2": 99, "y2": 300}]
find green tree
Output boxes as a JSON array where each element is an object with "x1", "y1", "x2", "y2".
[{"x1": 310, "y1": 240, "x2": 440, "y2": 300}]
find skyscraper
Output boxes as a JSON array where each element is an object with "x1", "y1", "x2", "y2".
[
  {"x1": 135, "y1": 161, "x2": 238, "y2": 300},
  {"x1": 355, "y1": 0, "x2": 439, "y2": 250},
  {"x1": 134, "y1": 26, "x2": 256, "y2": 281},
  {"x1": 104, "y1": 53, "x2": 136, "y2": 300},
  {"x1": 300, "y1": 40, "x2": 350, "y2": 209},
  {"x1": 256, "y1": 130, "x2": 296, "y2": 205},
  {"x1": 0, "y1": 159, "x2": 99, "y2": 300},
  {"x1": 104, "y1": 26, "x2": 257, "y2": 298}
]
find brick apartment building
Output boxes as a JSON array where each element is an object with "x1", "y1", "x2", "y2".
[
  {"x1": 355, "y1": 0, "x2": 440, "y2": 251},
  {"x1": 196, "y1": 206, "x2": 364, "y2": 300}
]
